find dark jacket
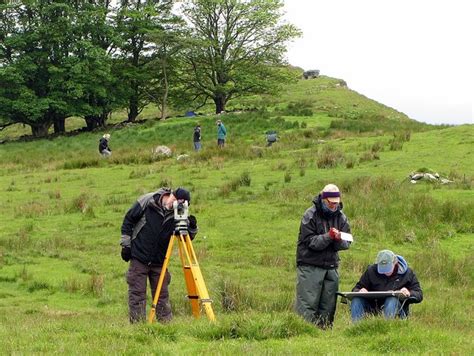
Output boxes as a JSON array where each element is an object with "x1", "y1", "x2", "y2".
[
  {"x1": 99, "y1": 138, "x2": 110, "y2": 152},
  {"x1": 193, "y1": 126, "x2": 201, "y2": 142},
  {"x1": 296, "y1": 195, "x2": 351, "y2": 269},
  {"x1": 352, "y1": 255, "x2": 423, "y2": 302},
  {"x1": 121, "y1": 188, "x2": 197, "y2": 265},
  {"x1": 352, "y1": 255, "x2": 423, "y2": 313}
]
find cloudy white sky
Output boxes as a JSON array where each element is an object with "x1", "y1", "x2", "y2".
[{"x1": 283, "y1": 0, "x2": 473, "y2": 125}]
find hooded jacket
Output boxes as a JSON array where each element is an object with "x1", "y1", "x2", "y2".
[
  {"x1": 296, "y1": 195, "x2": 351, "y2": 268},
  {"x1": 217, "y1": 123, "x2": 227, "y2": 139},
  {"x1": 352, "y1": 255, "x2": 423, "y2": 305},
  {"x1": 99, "y1": 137, "x2": 110, "y2": 152},
  {"x1": 121, "y1": 188, "x2": 197, "y2": 265}
]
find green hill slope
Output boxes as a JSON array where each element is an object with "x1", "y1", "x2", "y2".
[{"x1": 0, "y1": 80, "x2": 473, "y2": 354}]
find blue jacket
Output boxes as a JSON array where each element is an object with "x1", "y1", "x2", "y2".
[{"x1": 217, "y1": 123, "x2": 227, "y2": 139}]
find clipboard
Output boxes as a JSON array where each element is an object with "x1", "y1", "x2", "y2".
[{"x1": 337, "y1": 291, "x2": 406, "y2": 300}]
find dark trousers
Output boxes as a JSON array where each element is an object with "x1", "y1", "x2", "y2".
[
  {"x1": 296, "y1": 265, "x2": 339, "y2": 328},
  {"x1": 126, "y1": 259, "x2": 172, "y2": 323}
]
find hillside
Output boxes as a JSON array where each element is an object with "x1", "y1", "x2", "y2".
[{"x1": 0, "y1": 78, "x2": 473, "y2": 354}]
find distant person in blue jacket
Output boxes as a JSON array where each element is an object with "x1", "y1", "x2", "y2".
[
  {"x1": 350, "y1": 249, "x2": 423, "y2": 322},
  {"x1": 216, "y1": 119, "x2": 227, "y2": 148},
  {"x1": 99, "y1": 133, "x2": 112, "y2": 157}
]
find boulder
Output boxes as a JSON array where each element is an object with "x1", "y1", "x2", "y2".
[{"x1": 152, "y1": 145, "x2": 172, "y2": 158}]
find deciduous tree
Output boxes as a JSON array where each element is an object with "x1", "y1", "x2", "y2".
[{"x1": 180, "y1": 0, "x2": 300, "y2": 113}]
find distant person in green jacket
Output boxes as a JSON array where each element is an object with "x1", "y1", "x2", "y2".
[{"x1": 216, "y1": 119, "x2": 227, "y2": 148}]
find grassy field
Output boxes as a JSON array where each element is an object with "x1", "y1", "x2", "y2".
[{"x1": 0, "y1": 78, "x2": 473, "y2": 354}]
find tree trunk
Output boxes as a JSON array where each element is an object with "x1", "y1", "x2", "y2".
[
  {"x1": 53, "y1": 117, "x2": 66, "y2": 134},
  {"x1": 214, "y1": 95, "x2": 226, "y2": 114},
  {"x1": 128, "y1": 84, "x2": 139, "y2": 122},
  {"x1": 84, "y1": 115, "x2": 101, "y2": 131},
  {"x1": 99, "y1": 111, "x2": 109, "y2": 127},
  {"x1": 30, "y1": 121, "x2": 52, "y2": 137},
  {"x1": 160, "y1": 59, "x2": 169, "y2": 120}
]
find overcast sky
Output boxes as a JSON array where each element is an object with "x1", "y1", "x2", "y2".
[{"x1": 282, "y1": 0, "x2": 473, "y2": 125}]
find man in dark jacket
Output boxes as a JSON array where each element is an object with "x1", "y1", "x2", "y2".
[
  {"x1": 296, "y1": 183, "x2": 352, "y2": 328},
  {"x1": 193, "y1": 124, "x2": 202, "y2": 151},
  {"x1": 99, "y1": 133, "x2": 112, "y2": 157},
  {"x1": 350, "y1": 249, "x2": 423, "y2": 322},
  {"x1": 120, "y1": 187, "x2": 198, "y2": 323}
]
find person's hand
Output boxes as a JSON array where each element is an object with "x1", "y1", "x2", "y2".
[
  {"x1": 188, "y1": 215, "x2": 197, "y2": 229},
  {"x1": 358, "y1": 288, "x2": 368, "y2": 293},
  {"x1": 121, "y1": 246, "x2": 131, "y2": 262},
  {"x1": 329, "y1": 227, "x2": 341, "y2": 241},
  {"x1": 400, "y1": 287, "x2": 410, "y2": 297}
]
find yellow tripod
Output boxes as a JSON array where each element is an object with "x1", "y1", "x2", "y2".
[{"x1": 148, "y1": 202, "x2": 215, "y2": 323}]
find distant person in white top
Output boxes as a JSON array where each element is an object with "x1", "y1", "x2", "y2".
[{"x1": 99, "y1": 133, "x2": 112, "y2": 157}]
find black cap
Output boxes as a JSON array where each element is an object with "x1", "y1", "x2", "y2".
[{"x1": 173, "y1": 187, "x2": 191, "y2": 203}]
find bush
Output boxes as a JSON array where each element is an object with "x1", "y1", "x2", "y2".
[
  {"x1": 219, "y1": 171, "x2": 251, "y2": 196},
  {"x1": 63, "y1": 158, "x2": 101, "y2": 169},
  {"x1": 317, "y1": 145, "x2": 346, "y2": 168},
  {"x1": 284, "y1": 101, "x2": 313, "y2": 117}
]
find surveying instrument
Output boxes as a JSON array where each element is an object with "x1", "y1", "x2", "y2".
[{"x1": 148, "y1": 200, "x2": 216, "y2": 323}]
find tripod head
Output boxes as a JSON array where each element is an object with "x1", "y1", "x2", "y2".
[{"x1": 173, "y1": 200, "x2": 189, "y2": 234}]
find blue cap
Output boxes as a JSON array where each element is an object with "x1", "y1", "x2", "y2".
[{"x1": 376, "y1": 250, "x2": 396, "y2": 274}]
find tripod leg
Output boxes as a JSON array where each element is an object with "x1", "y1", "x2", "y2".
[
  {"x1": 178, "y1": 236, "x2": 200, "y2": 318},
  {"x1": 180, "y1": 234, "x2": 216, "y2": 321},
  {"x1": 148, "y1": 235, "x2": 175, "y2": 324}
]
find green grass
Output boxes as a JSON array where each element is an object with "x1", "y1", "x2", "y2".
[{"x1": 0, "y1": 79, "x2": 473, "y2": 354}]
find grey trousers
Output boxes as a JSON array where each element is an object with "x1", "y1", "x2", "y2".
[
  {"x1": 296, "y1": 265, "x2": 339, "y2": 328},
  {"x1": 126, "y1": 259, "x2": 172, "y2": 323}
]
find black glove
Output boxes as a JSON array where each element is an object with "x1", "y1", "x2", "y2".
[
  {"x1": 188, "y1": 215, "x2": 197, "y2": 229},
  {"x1": 121, "y1": 246, "x2": 131, "y2": 262}
]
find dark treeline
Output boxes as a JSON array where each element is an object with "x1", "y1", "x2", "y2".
[{"x1": 0, "y1": 0, "x2": 300, "y2": 137}]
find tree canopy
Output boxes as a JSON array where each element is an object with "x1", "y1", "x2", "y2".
[
  {"x1": 0, "y1": 0, "x2": 300, "y2": 136},
  {"x1": 179, "y1": 0, "x2": 301, "y2": 113}
]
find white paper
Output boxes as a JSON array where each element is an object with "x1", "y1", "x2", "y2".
[{"x1": 340, "y1": 232, "x2": 353, "y2": 242}]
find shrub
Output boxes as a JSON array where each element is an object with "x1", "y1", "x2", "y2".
[
  {"x1": 371, "y1": 140, "x2": 385, "y2": 153},
  {"x1": 47, "y1": 190, "x2": 61, "y2": 199},
  {"x1": 63, "y1": 158, "x2": 101, "y2": 169},
  {"x1": 159, "y1": 177, "x2": 173, "y2": 188},
  {"x1": 359, "y1": 151, "x2": 380, "y2": 163},
  {"x1": 88, "y1": 274, "x2": 105, "y2": 297},
  {"x1": 129, "y1": 168, "x2": 154, "y2": 179},
  {"x1": 345, "y1": 155, "x2": 357, "y2": 169},
  {"x1": 317, "y1": 145, "x2": 346, "y2": 168},
  {"x1": 219, "y1": 171, "x2": 252, "y2": 196},
  {"x1": 239, "y1": 171, "x2": 251, "y2": 186},
  {"x1": 67, "y1": 192, "x2": 95, "y2": 216},
  {"x1": 219, "y1": 279, "x2": 254, "y2": 312},
  {"x1": 26, "y1": 281, "x2": 51, "y2": 292},
  {"x1": 389, "y1": 131, "x2": 411, "y2": 151},
  {"x1": 284, "y1": 101, "x2": 313, "y2": 117}
]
